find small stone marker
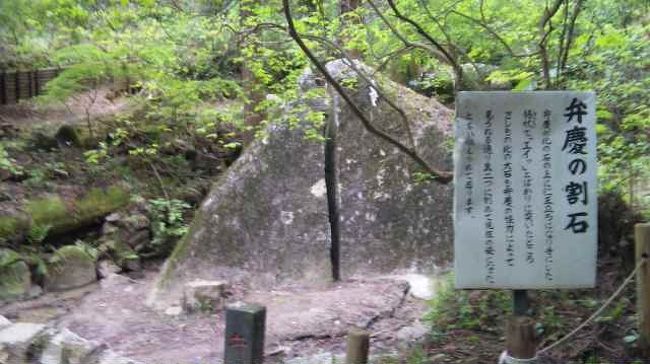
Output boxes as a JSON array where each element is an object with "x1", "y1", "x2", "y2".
[
  {"x1": 224, "y1": 302, "x2": 266, "y2": 364},
  {"x1": 345, "y1": 328, "x2": 369, "y2": 364},
  {"x1": 183, "y1": 280, "x2": 228, "y2": 313}
]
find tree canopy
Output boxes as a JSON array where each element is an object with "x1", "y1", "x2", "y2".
[{"x1": 0, "y1": 0, "x2": 647, "y2": 211}]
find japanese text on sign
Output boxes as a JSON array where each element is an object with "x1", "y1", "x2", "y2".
[{"x1": 454, "y1": 92, "x2": 597, "y2": 289}]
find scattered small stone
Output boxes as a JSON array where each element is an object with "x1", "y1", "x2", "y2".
[
  {"x1": 97, "y1": 260, "x2": 121, "y2": 279},
  {"x1": 396, "y1": 321, "x2": 428, "y2": 342},
  {"x1": 165, "y1": 306, "x2": 183, "y2": 316},
  {"x1": 0, "y1": 315, "x2": 11, "y2": 329},
  {"x1": 105, "y1": 213, "x2": 122, "y2": 223},
  {"x1": 28, "y1": 285, "x2": 43, "y2": 299},
  {"x1": 183, "y1": 280, "x2": 228, "y2": 313},
  {"x1": 45, "y1": 245, "x2": 97, "y2": 292}
]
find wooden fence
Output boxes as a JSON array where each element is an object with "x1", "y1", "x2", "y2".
[
  {"x1": 0, "y1": 68, "x2": 63, "y2": 105},
  {"x1": 0, "y1": 68, "x2": 138, "y2": 106}
]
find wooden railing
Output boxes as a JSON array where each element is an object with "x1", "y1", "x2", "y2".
[{"x1": 0, "y1": 68, "x2": 64, "y2": 105}]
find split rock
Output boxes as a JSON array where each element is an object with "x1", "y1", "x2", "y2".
[{"x1": 150, "y1": 60, "x2": 453, "y2": 306}]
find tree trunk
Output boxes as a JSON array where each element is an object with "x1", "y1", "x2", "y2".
[
  {"x1": 240, "y1": 0, "x2": 265, "y2": 144},
  {"x1": 324, "y1": 96, "x2": 341, "y2": 281}
]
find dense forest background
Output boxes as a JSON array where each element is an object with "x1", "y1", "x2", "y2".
[
  {"x1": 0, "y1": 1, "x2": 648, "y2": 362},
  {"x1": 0, "y1": 0, "x2": 647, "y2": 210}
]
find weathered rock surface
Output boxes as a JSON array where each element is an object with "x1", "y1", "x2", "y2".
[
  {"x1": 0, "y1": 322, "x2": 45, "y2": 363},
  {"x1": 0, "y1": 315, "x2": 142, "y2": 364},
  {"x1": 45, "y1": 245, "x2": 97, "y2": 292},
  {"x1": 0, "y1": 316, "x2": 10, "y2": 330},
  {"x1": 182, "y1": 280, "x2": 228, "y2": 313},
  {"x1": 0, "y1": 249, "x2": 31, "y2": 302},
  {"x1": 150, "y1": 60, "x2": 453, "y2": 305}
]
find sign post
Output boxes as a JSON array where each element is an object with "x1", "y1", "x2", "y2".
[
  {"x1": 453, "y1": 91, "x2": 597, "y2": 361},
  {"x1": 224, "y1": 302, "x2": 266, "y2": 364}
]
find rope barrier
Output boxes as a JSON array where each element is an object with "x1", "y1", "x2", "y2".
[{"x1": 536, "y1": 256, "x2": 647, "y2": 355}]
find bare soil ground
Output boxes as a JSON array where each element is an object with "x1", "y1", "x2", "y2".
[
  {"x1": 0, "y1": 88, "x2": 129, "y2": 127},
  {"x1": 0, "y1": 265, "x2": 431, "y2": 364}
]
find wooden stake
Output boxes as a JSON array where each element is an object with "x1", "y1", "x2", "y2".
[
  {"x1": 506, "y1": 316, "x2": 536, "y2": 360},
  {"x1": 345, "y1": 328, "x2": 369, "y2": 364},
  {"x1": 636, "y1": 223, "x2": 650, "y2": 355}
]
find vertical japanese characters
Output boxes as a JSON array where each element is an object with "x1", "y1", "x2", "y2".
[{"x1": 562, "y1": 98, "x2": 590, "y2": 234}]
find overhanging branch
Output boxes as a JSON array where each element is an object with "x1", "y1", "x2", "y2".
[{"x1": 282, "y1": 0, "x2": 453, "y2": 183}]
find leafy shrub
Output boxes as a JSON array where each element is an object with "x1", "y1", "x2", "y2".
[{"x1": 146, "y1": 198, "x2": 191, "y2": 258}]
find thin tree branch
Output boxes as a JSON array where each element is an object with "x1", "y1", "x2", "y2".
[
  {"x1": 450, "y1": 10, "x2": 536, "y2": 58},
  {"x1": 283, "y1": 0, "x2": 452, "y2": 183},
  {"x1": 385, "y1": 0, "x2": 462, "y2": 87},
  {"x1": 366, "y1": 0, "x2": 448, "y2": 64},
  {"x1": 373, "y1": 45, "x2": 415, "y2": 74},
  {"x1": 560, "y1": 0, "x2": 584, "y2": 77},
  {"x1": 303, "y1": 34, "x2": 416, "y2": 150},
  {"x1": 539, "y1": 0, "x2": 565, "y2": 89}
]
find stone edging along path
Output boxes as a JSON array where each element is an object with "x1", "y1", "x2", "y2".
[{"x1": 0, "y1": 315, "x2": 142, "y2": 364}]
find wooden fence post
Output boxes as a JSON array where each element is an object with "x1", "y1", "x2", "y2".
[
  {"x1": 14, "y1": 71, "x2": 20, "y2": 103},
  {"x1": 506, "y1": 316, "x2": 537, "y2": 362},
  {"x1": 1, "y1": 71, "x2": 6, "y2": 105},
  {"x1": 345, "y1": 328, "x2": 369, "y2": 364},
  {"x1": 224, "y1": 302, "x2": 266, "y2": 364},
  {"x1": 636, "y1": 223, "x2": 650, "y2": 356}
]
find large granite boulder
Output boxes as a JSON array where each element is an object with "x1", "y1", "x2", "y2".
[{"x1": 149, "y1": 60, "x2": 454, "y2": 306}]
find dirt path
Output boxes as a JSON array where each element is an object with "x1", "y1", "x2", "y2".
[
  {"x1": 0, "y1": 87, "x2": 129, "y2": 128},
  {"x1": 1, "y1": 267, "x2": 432, "y2": 364}
]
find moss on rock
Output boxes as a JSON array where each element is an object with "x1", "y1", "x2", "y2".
[
  {"x1": 45, "y1": 245, "x2": 97, "y2": 292},
  {"x1": 0, "y1": 249, "x2": 31, "y2": 302},
  {"x1": 26, "y1": 186, "x2": 130, "y2": 238},
  {"x1": 0, "y1": 216, "x2": 29, "y2": 242}
]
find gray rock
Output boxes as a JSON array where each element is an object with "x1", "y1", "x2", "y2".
[
  {"x1": 396, "y1": 321, "x2": 429, "y2": 342},
  {"x1": 0, "y1": 249, "x2": 31, "y2": 302},
  {"x1": 0, "y1": 316, "x2": 10, "y2": 329},
  {"x1": 40, "y1": 328, "x2": 104, "y2": 364},
  {"x1": 164, "y1": 306, "x2": 183, "y2": 316},
  {"x1": 283, "y1": 352, "x2": 343, "y2": 364},
  {"x1": 182, "y1": 280, "x2": 228, "y2": 313},
  {"x1": 91, "y1": 350, "x2": 144, "y2": 364},
  {"x1": 0, "y1": 322, "x2": 46, "y2": 363},
  {"x1": 150, "y1": 60, "x2": 453, "y2": 306},
  {"x1": 120, "y1": 213, "x2": 150, "y2": 232},
  {"x1": 125, "y1": 230, "x2": 149, "y2": 249},
  {"x1": 45, "y1": 245, "x2": 97, "y2": 292}
]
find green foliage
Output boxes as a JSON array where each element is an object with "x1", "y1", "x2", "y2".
[
  {"x1": 146, "y1": 198, "x2": 191, "y2": 257},
  {"x1": 0, "y1": 216, "x2": 25, "y2": 243},
  {"x1": 27, "y1": 224, "x2": 51, "y2": 244},
  {"x1": 0, "y1": 143, "x2": 23, "y2": 176},
  {"x1": 426, "y1": 273, "x2": 510, "y2": 334}
]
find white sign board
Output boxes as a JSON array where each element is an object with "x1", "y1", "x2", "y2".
[{"x1": 454, "y1": 91, "x2": 597, "y2": 289}]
